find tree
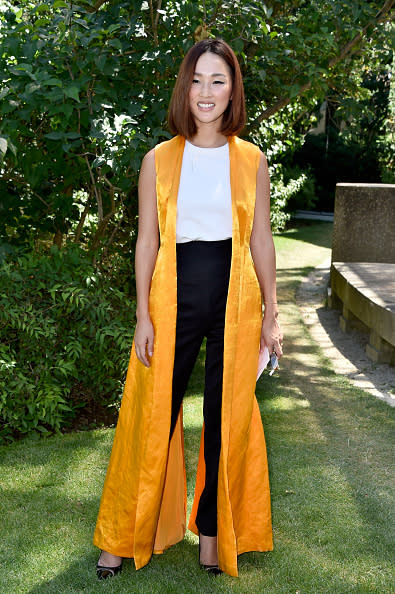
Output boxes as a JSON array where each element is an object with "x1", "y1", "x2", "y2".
[{"x1": 0, "y1": 0, "x2": 393, "y2": 249}]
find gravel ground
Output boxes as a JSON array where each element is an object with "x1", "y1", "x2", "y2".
[{"x1": 297, "y1": 258, "x2": 395, "y2": 407}]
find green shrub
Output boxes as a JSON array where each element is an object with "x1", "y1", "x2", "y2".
[
  {"x1": 0, "y1": 245, "x2": 135, "y2": 442},
  {"x1": 282, "y1": 165, "x2": 317, "y2": 213},
  {"x1": 270, "y1": 164, "x2": 310, "y2": 232}
]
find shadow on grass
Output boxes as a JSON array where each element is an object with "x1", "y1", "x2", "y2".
[
  {"x1": 26, "y1": 539, "x2": 206, "y2": 594},
  {"x1": 256, "y1": 324, "x2": 393, "y2": 590},
  {"x1": 2, "y1": 419, "x2": 274, "y2": 594},
  {"x1": 276, "y1": 222, "x2": 333, "y2": 250},
  {"x1": 315, "y1": 304, "x2": 394, "y2": 400},
  {"x1": 276, "y1": 267, "x2": 318, "y2": 298},
  {"x1": 2, "y1": 344, "x2": 393, "y2": 592}
]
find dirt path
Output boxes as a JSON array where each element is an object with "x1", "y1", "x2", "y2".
[{"x1": 297, "y1": 258, "x2": 395, "y2": 407}]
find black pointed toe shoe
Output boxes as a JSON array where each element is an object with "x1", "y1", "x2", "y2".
[
  {"x1": 200, "y1": 562, "x2": 223, "y2": 576},
  {"x1": 96, "y1": 555, "x2": 123, "y2": 580},
  {"x1": 198, "y1": 542, "x2": 223, "y2": 576}
]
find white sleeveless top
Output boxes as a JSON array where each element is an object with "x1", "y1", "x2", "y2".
[{"x1": 176, "y1": 139, "x2": 232, "y2": 243}]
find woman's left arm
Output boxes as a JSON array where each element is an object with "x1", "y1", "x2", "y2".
[{"x1": 250, "y1": 151, "x2": 283, "y2": 358}]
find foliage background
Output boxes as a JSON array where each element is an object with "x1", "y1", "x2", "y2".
[{"x1": 0, "y1": 0, "x2": 393, "y2": 440}]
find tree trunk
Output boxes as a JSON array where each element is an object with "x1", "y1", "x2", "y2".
[{"x1": 53, "y1": 229, "x2": 63, "y2": 249}]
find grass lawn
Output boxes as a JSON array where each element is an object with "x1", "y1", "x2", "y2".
[{"x1": 1, "y1": 222, "x2": 394, "y2": 593}]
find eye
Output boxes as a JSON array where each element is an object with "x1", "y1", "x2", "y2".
[
  {"x1": 192, "y1": 78, "x2": 200, "y2": 84},
  {"x1": 213, "y1": 80, "x2": 225, "y2": 85}
]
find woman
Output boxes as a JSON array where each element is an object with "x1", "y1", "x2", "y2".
[{"x1": 94, "y1": 37, "x2": 283, "y2": 579}]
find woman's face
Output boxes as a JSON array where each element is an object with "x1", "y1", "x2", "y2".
[{"x1": 189, "y1": 52, "x2": 233, "y2": 130}]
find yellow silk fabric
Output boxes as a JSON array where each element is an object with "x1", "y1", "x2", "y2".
[{"x1": 93, "y1": 135, "x2": 273, "y2": 577}]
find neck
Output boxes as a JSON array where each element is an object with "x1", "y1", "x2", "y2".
[{"x1": 188, "y1": 122, "x2": 228, "y2": 148}]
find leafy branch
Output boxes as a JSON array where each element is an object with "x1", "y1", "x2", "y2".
[
  {"x1": 251, "y1": 0, "x2": 395, "y2": 126},
  {"x1": 149, "y1": 0, "x2": 162, "y2": 47}
]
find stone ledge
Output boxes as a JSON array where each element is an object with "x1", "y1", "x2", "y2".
[
  {"x1": 298, "y1": 258, "x2": 394, "y2": 406},
  {"x1": 332, "y1": 183, "x2": 395, "y2": 263},
  {"x1": 331, "y1": 262, "x2": 395, "y2": 365}
]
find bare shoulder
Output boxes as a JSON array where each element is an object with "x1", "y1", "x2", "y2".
[
  {"x1": 258, "y1": 149, "x2": 268, "y2": 165},
  {"x1": 257, "y1": 150, "x2": 269, "y2": 178},
  {"x1": 139, "y1": 148, "x2": 156, "y2": 186},
  {"x1": 141, "y1": 147, "x2": 156, "y2": 169}
]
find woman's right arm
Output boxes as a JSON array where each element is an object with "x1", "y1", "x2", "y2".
[{"x1": 134, "y1": 148, "x2": 159, "y2": 367}]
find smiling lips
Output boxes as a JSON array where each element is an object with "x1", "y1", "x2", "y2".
[{"x1": 197, "y1": 102, "x2": 215, "y2": 110}]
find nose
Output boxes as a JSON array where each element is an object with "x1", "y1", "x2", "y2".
[{"x1": 199, "y1": 80, "x2": 212, "y2": 97}]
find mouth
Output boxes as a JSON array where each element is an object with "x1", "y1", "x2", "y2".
[{"x1": 197, "y1": 102, "x2": 215, "y2": 110}]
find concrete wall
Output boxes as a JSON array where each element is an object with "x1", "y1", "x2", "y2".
[{"x1": 332, "y1": 183, "x2": 395, "y2": 263}]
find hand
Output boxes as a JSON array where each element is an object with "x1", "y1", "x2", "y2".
[
  {"x1": 260, "y1": 313, "x2": 283, "y2": 358},
  {"x1": 134, "y1": 316, "x2": 155, "y2": 367}
]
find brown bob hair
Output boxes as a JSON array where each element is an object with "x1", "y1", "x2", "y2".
[{"x1": 168, "y1": 38, "x2": 246, "y2": 138}]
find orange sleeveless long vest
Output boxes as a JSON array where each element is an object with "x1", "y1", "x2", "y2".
[{"x1": 93, "y1": 134, "x2": 273, "y2": 577}]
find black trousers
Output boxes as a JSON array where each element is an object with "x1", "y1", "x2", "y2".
[{"x1": 169, "y1": 238, "x2": 232, "y2": 537}]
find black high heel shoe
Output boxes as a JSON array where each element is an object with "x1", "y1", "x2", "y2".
[
  {"x1": 96, "y1": 552, "x2": 123, "y2": 580},
  {"x1": 199, "y1": 538, "x2": 222, "y2": 576}
]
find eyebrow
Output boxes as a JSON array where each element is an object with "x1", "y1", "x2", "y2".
[{"x1": 193, "y1": 72, "x2": 227, "y2": 77}]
